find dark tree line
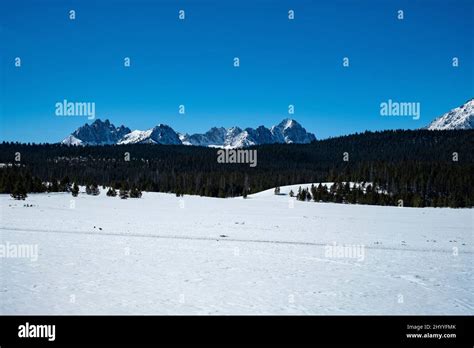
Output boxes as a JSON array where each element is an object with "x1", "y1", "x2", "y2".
[
  {"x1": 295, "y1": 181, "x2": 464, "y2": 208},
  {"x1": 0, "y1": 129, "x2": 472, "y2": 207}
]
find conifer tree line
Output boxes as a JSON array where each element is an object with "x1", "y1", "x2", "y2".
[
  {"x1": 293, "y1": 182, "x2": 457, "y2": 207},
  {"x1": 1, "y1": 170, "x2": 143, "y2": 200},
  {"x1": 0, "y1": 129, "x2": 472, "y2": 207}
]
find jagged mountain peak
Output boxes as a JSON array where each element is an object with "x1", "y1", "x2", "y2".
[
  {"x1": 271, "y1": 118, "x2": 316, "y2": 144},
  {"x1": 426, "y1": 99, "x2": 474, "y2": 130},
  {"x1": 118, "y1": 124, "x2": 181, "y2": 145},
  {"x1": 277, "y1": 118, "x2": 299, "y2": 130},
  {"x1": 93, "y1": 118, "x2": 110, "y2": 125},
  {"x1": 62, "y1": 118, "x2": 131, "y2": 145}
]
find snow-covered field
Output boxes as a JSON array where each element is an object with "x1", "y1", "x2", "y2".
[{"x1": 0, "y1": 184, "x2": 472, "y2": 314}]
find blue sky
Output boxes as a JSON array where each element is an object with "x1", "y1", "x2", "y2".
[{"x1": 1, "y1": 0, "x2": 473, "y2": 143}]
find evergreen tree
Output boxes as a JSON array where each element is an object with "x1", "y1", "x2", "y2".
[
  {"x1": 119, "y1": 188, "x2": 129, "y2": 199},
  {"x1": 86, "y1": 183, "x2": 100, "y2": 195},
  {"x1": 91, "y1": 183, "x2": 100, "y2": 196},
  {"x1": 71, "y1": 183, "x2": 79, "y2": 197},
  {"x1": 130, "y1": 186, "x2": 142, "y2": 198},
  {"x1": 106, "y1": 187, "x2": 117, "y2": 197},
  {"x1": 49, "y1": 180, "x2": 59, "y2": 192},
  {"x1": 59, "y1": 175, "x2": 71, "y2": 192},
  {"x1": 119, "y1": 182, "x2": 129, "y2": 199},
  {"x1": 11, "y1": 181, "x2": 27, "y2": 200}
]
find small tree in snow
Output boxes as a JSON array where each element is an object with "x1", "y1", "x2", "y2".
[
  {"x1": 119, "y1": 182, "x2": 129, "y2": 199},
  {"x1": 71, "y1": 183, "x2": 79, "y2": 197},
  {"x1": 90, "y1": 183, "x2": 100, "y2": 196},
  {"x1": 11, "y1": 181, "x2": 27, "y2": 200},
  {"x1": 130, "y1": 187, "x2": 142, "y2": 198}
]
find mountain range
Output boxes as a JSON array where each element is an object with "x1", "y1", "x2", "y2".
[
  {"x1": 61, "y1": 99, "x2": 473, "y2": 147},
  {"x1": 62, "y1": 118, "x2": 316, "y2": 147}
]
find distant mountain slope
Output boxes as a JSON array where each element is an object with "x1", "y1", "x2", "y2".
[
  {"x1": 117, "y1": 125, "x2": 182, "y2": 145},
  {"x1": 61, "y1": 118, "x2": 316, "y2": 147},
  {"x1": 426, "y1": 99, "x2": 473, "y2": 130}
]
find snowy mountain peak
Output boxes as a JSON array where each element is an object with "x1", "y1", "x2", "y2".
[
  {"x1": 426, "y1": 99, "x2": 474, "y2": 130},
  {"x1": 118, "y1": 124, "x2": 181, "y2": 145},
  {"x1": 279, "y1": 118, "x2": 297, "y2": 130},
  {"x1": 61, "y1": 119, "x2": 131, "y2": 145},
  {"x1": 271, "y1": 118, "x2": 316, "y2": 144}
]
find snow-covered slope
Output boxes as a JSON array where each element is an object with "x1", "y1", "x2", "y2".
[
  {"x1": 0, "y1": 188, "x2": 472, "y2": 315},
  {"x1": 61, "y1": 134, "x2": 84, "y2": 146},
  {"x1": 426, "y1": 99, "x2": 474, "y2": 130}
]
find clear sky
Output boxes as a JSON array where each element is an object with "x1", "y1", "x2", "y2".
[{"x1": 1, "y1": 0, "x2": 473, "y2": 143}]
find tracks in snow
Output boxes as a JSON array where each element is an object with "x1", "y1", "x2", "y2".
[{"x1": 0, "y1": 226, "x2": 471, "y2": 255}]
